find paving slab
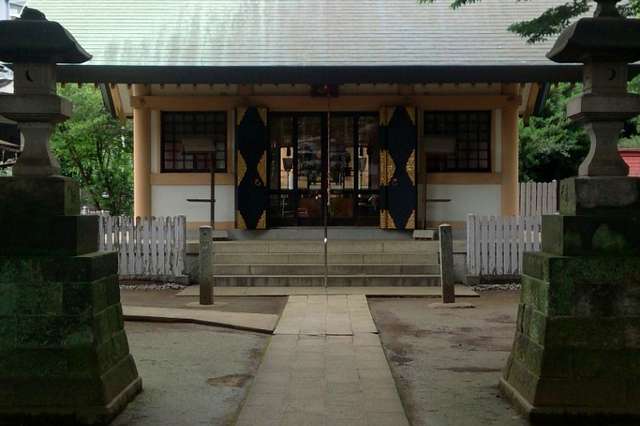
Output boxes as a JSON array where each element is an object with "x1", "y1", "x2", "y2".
[
  {"x1": 122, "y1": 305, "x2": 279, "y2": 333},
  {"x1": 176, "y1": 285, "x2": 478, "y2": 297},
  {"x1": 275, "y1": 295, "x2": 377, "y2": 335}
]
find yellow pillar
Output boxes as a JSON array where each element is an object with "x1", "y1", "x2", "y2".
[
  {"x1": 501, "y1": 84, "x2": 520, "y2": 216},
  {"x1": 132, "y1": 84, "x2": 151, "y2": 218}
]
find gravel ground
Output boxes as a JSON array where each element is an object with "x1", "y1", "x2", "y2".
[
  {"x1": 112, "y1": 322, "x2": 269, "y2": 426},
  {"x1": 369, "y1": 290, "x2": 528, "y2": 426},
  {"x1": 472, "y1": 283, "x2": 521, "y2": 292}
]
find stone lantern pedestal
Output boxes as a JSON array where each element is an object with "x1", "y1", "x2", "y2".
[
  {"x1": 499, "y1": 1, "x2": 640, "y2": 422},
  {"x1": 0, "y1": 8, "x2": 141, "y2": 425},
  {"x1": 500, "y1": 177, "x2": 640, "y2": 421}
]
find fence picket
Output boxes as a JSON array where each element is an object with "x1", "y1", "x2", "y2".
[
  {"x1": 157, "y1": 217, "x2": 165, "y2": 278},
  {"x1": 533, "y1": 216, "x2": 542, "y2": 251},
  {"x1": 491, "y1": 216, "x2": 496, "y2": 274},
  {"x1": 126, "y1": 217, "x2": 134, "y2": 275},
  {"x1": 480, "y1": 217, "x2": 488, "y2": 275},
  {"x1": 105, "y1": 217, "x2": 113, "y2": 251},
  {"x1": 115, "y1": 216, "x2": 127, "y2": 275},
  {"x1": 496, "y1": 216, "x2": 503, "y2": 275},
  {"x1": 511, "y1": 216, "x2": 518, "y2": 273},
  {"x1": 467, "y1": 214, "x2": 476, "y2": 275},
  {"x1": 166, "y1": 217, "x2": 174, "y2": 276},
  {"x1": 98, "y1": 216, "x2": 104, "y2": 251},
  {"x1": 177, "y1": 216, "x2": 186, "y2": 276},
  {"x1": 150, "y1": 217, "x2": 158, "y2": 277}
]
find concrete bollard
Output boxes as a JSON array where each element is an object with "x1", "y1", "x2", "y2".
[
  {"x1": 439, "y1": 224, "x2": 455, "y2": 304},
  {"x1": 199, "y1": 226, "x2": 214, "y2": 305}
]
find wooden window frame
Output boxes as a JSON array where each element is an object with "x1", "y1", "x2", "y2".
[
  {"x1": 424, "y1": 110, "x2": 492, "y2": 173},
  {"x1": 160, "y1": 111, "x2": 227, "y2": 173}
]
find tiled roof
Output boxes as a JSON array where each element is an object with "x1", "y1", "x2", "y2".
[{"x1": 27, "y1": 0, "x2": 572, "y2": 68}]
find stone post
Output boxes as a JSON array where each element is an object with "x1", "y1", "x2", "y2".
[
  {"x1": 499, "y1": 1, "x2": 640, "y2": 422},
  {"x1": 199, "y1": 226, "x2": 214, "y2": 305},
  {"x1": 0, "y1": 8, "x2": 141, "y2": 424},
  {"x1": 439, "y1": 224, "x2": 455, "y2": 303}
]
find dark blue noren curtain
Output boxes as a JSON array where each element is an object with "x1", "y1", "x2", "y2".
[{"x1": 236, "y1": 107, "x2": 268, "y2": 229}]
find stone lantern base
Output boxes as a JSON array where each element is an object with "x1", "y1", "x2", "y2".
[
  {"x1": 0, "y1": 176, "x2": 141, "y2": 425},
  {"x1": 500, "y1": 177, "x2": 640, "y2": 423}
]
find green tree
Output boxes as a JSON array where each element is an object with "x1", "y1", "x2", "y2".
[
  {"x1": 419, "y1": 0, "x2": 640, "y2": 43},
  {"x1": 519, "y1": 83, "x2": 590, "y2": 181},
  {"x1": 52, "y1": 84, "x2": 133, "y2": 215},
  {"x1": 619, "y1": 77, "x2": 640, "y2": 148}
]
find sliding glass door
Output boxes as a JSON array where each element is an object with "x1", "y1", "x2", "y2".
[{"x1": 268, "y1": 112, "x2": 379, "y2": 227}]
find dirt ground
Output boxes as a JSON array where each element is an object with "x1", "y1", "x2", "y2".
[
  {"x1": 120, "y1": 289, "x2": 287, "y2": 316},
  {"x1": 369, "y1": 291, "x2": 528, "y2": 426},
  {"x1": 112, "y1": 322, "x2": 269, "y2": 426}
]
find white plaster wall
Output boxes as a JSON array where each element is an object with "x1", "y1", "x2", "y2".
[
  {"x1": 151, "y1": 185, "x2": 235, "y2": 223},
  {"x1": 426, "y1": 184, "x2": 501, "y2": 222}
]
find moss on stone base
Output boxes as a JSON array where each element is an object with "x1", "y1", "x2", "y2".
[{"x1": 0, "y1": 177, "x2": 140, "y2": 425}]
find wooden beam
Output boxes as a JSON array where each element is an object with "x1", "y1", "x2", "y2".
[
  {"x1": 129, "y1": 94, "x2": 519, "y2": 112},
  {"x1": 109, "y1": 83, "x2": 126, "y2": 123}
]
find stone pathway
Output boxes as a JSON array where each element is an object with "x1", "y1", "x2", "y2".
[
  {"x1": 177, "y1": 285, "x2": 478, "y2": 297},
  {"x1": 236, "y1": 296, "x2": 409, "y2": 426}
]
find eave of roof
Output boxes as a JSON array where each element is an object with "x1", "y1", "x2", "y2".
[{"x1": 55, "y1": 64, "x2": 640, "y2": 85}]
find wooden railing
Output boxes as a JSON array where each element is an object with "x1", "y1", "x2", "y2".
[
  {"x1": 466, "y1": 214, "x2": 542, "y2": 277},
  {"x1": 97, "y1": 216, "x2": 187, "y2": 280}
]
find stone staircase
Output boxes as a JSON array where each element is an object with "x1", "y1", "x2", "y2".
[{"x1": 210, "y1": 240, "x2": 443, "y2": 287}]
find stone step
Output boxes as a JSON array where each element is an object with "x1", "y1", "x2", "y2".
[
  {"x1": 211, "y1": 275, "x2": 442, "y2": 287},
  {"x1": 213, "y1": 253, "x2": 439, "y2": 265},
  {"x1": 210, "y1": 240, "x2": 445, "y2": 254},
  {"x1": 213, "y1": 263, "x2": 441, "y2": 275}
]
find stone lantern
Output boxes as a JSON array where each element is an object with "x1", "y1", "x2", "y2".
[
  {"x1": 500, "y1": 0, "x2": 640, "y2": 422},
  {"x1": 0, "y1": 8, "x2": 141, "y2": 424},
  {"x1": 548, "y1": 0, "x2": 640, "y2": 177},
  {"x1": 0, "y1": 7, "x2": 90, "y2": 176}
]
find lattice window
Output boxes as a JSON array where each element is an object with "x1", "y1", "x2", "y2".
[
  {"x1": 161, "y1": 111, "x2": 227, "y2": 172},
  {"x1": 424, "y1": 111, "x2": 491, "y2": 172}
]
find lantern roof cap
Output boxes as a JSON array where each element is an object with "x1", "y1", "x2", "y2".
[
  {"x1": 0, "y1": 7, "x2": 91, "y2": 64},
  {"x1": 547, "y1": 0, "x2": 640, "y2": 64}
]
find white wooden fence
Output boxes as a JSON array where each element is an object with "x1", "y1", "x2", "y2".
[
  {"x1": 98, "y1": 216, "x2": 187, "y2": 279},
  {"x1": 466, "y1": 215, "x2": 542, "y2": 276},
  {"x1": 519, "y1": 181, "x2": 558, "y2": 216}
]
